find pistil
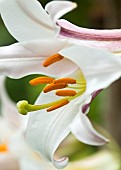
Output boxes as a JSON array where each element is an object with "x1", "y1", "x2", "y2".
[
  {"x1": 17, "y1": 87, "x2": 86, "y2": 115},
  {"x1": 17, "y1": 98, "x2": 69, "y2": 115}
]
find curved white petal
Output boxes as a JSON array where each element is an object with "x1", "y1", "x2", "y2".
[
  {"x1": 82, "y1": 90, "x2": 102, "y2": 114},
  {"x1": 45, "y1": 1, "x2": 77, "y2": 35},
  {"x1": 0, "y1": 75, "x2": 28, "y2": 130},
  {"x1": 0, "y1": 0, "x2": 54, "y2": 41},
  {"x1": 0, "y1": 57, "x2": 77, "y2": 79},
  {"x1": 0, "y1": 41, "x2": 78, "y2": 78},
  {"x1": 0, "y1": 43, "x2": 34, "y2": 59},
  {"x1": 26, "y1": 92, "x2": 81, "y2": 169},
  {"x1": 0, "y1": 40, "x2": 67, "y2": 59},
  {"x1": 59, "y1": 45, "x2": 121, "y2": 94},
  {"x1": 57, "y1": 19, "x2": 121, "y2": 52},
  {"x1": 21, "y1": 39, "x2": 68, "y2": 56},
  {"x1": 0, "y1": 76, "x2": 21, "y2": 128},
  {"x1": 45, "y1": 1, "x2": 77, "y2": 24},
  {"x1": 70, "y1": 113, "x2": 109, "y2": 146}
]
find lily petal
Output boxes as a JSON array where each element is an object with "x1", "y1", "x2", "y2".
[
  {"x1": 0, "y1": 0, "x2": 54, "y2": 41},
  {"x1": 0, "y1": 43, "x2": 34, "y2": 59},
  {"x1": 0, "y1": 76, "x2": 28, "y2": 130},
  {"x1": 57, "y1": 19, "x2": 121, "y2": 52},
  {"x1": 45, "y1": 1, "x2": 77, "y2": 31},
  {"x1": 0, "y1": 76, "x2": 21, "y2": 128},
  {"x1": 70, "y1": 113, "x2": 108, "y2": 146},
  {"x1": 82, "y1": 90, "x2": 103, "y2": 114},
  {"x1": 59, "y1": 45, "x2": 121, "y2": 94},
  {"x1": 26, "y1": 91, "x2": 82, "y2": 169},
  {"x1": 0, "y1": 41, "x2": 78, "y2": 78}
]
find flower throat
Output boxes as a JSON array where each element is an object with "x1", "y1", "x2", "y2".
[{"x1": 17, "y1": 54, "x2": 86, "y2": 115}]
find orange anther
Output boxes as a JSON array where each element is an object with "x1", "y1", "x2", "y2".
[
  {"x1": 47, "y1": 100, "x2": 69, "y2": 112},
  {"x1": 43, "y1": 54, "x2": 64, "y2": 67},
  {"x1": 43, "y1": 83, "x2": 68, "y2": 93},
  {"x1": 56, "y1": 89, "x2": 77, "y2": 96},
  {"x1": 0, "y1": 144, "x2": 8, "y2": 152},
  {"x1": 29, "y1": 76, "x2": 55, "y2": 85},
  {"x1": 54, "y1": 77, "x2": 76, "y2": 84}
]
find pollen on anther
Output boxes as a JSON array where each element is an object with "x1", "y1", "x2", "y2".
[
  {"x1": 47, "y1": 100, "x2": 69, "y2": 112},
  {"x1": 56, "y1": 89, "x2": 77, "y2": 96},
  {"x1": 29, "y1": 76, "x2": 55, "y2": 85},
  {"x1": 43, "y1": 83, "x2": 68, "y2": 93},
  {"x1": 43, "y1": 54, "x2": 64, "y2": 67},
  {"x1": 0, "y1": 144, "x2": 8, "y2": 152},
  {"x1": 54, "y1": 77, "x2": 76, "y2": 84}
]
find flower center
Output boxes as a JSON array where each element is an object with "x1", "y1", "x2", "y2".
[
  {"x1": 17, "y1": 75, "x2": 86, "y2": 115},
  {"x1": 17, "y1": 54, "x2": 86, "y2": 115}
]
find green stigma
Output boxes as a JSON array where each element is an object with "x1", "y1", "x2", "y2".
[
  {"x1": 17, "y1": 100, "x2": 29, "y2": 115},
  {"x1": 17, "y1": 98, "x2": 70, "y2": 115}
]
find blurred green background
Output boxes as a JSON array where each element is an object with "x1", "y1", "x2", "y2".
[{"x1": 0, "y1": 0, "x2": 121, "y2": 168}]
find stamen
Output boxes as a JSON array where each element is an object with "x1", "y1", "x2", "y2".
[
  {"x1": 54, "y1": 77, "x2": 76, "y2": 84},
  {"x1": 43, "y1": 54, "x2": 64, "y2": 67},
  {"x1": 29, "y1": 76, "x2": 55, "y2": 85},
  {"x1": 47, "y1": 100, "x2": 69, "y2": 112},
  {"x1": 56, "y1": 89, "x2": 77, "y2": 96},
  {"x1": 0, "y1": 144, "x2": 8, "y2": 152},
  {"x1": 43, "y1": 83, "x2": 68, "y2": 93},
  {"x1": 17, "y1": 99, "x2": 69, "y2": 115},
  {"x1": 17, "y1": 86, "x2": 86, "y2": 115},
  {"x1": 17, "y1": 71, "x2": 87, "y2": 115}
]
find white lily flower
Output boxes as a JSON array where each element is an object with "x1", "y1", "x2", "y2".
[
  {"x1": 0, "y1": 0, "x2": 121, "y2": 169},
  {"x1": 0, "y1": 76, "x2": 56, "y2": 170},
  {"x1": 1, "y1": 76, "x2": 112, "y2": 170},
  {"x1": 16, "y1": 46, "x2": 120, "y2": 169}
]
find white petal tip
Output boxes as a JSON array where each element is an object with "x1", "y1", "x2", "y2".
[
  {"x1": 53, "y1": 157, "x2": 69, "y2": 169},
  {"x1": 93, "y1": 136, "x2": 110, "y2": 146},
  {"x1": 70, "y1": 114, "x2": 111, "y2": 147},
  {"x1": 96, "y1": 134, "x2": 110, "y2": 145},
  {"x1": 72, "y1": 2, "x2": 77, "y2": 9},
  {"x1": 105, "y1": 138, "x2": 110, "y2": 144}
]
